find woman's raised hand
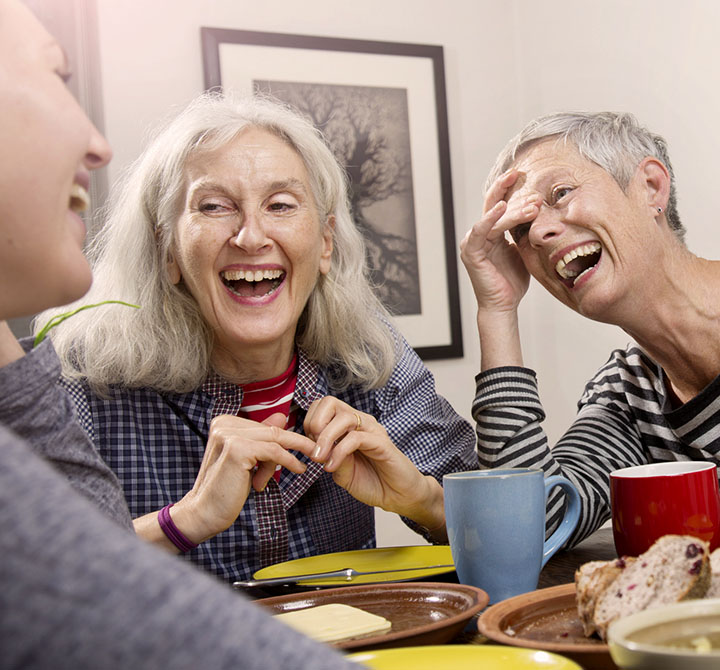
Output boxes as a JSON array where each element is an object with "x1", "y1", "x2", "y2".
[{"x1": 460, "y1": 169, "x2": 538, "y2": 315}]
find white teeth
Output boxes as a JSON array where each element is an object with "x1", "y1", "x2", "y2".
[
  {"x1": 69, "y1": 183, "x2": 90, "y2": 213},
  {"x1": 555, "y1": 242, "x2": 601, "y2": 280},
  {"x1": 221, "y1": 269, "x2": 283, "y2": 282}
]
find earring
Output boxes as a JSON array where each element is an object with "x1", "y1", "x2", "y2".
[{"x1": 657, "y1": 207, "x2": 663, "y2": 213}]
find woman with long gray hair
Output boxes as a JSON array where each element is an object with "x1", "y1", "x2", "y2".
[{"x1": 44, "y1": 91, "x2": 476, "y2": 582}]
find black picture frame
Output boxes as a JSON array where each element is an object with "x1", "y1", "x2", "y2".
[{"x1": 201, "y1": 28, "x2": 462, "y2": 360}]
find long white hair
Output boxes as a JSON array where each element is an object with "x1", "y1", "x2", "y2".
[{"x1": 40, "y1": 92, "x2": 399, "y2": 393}]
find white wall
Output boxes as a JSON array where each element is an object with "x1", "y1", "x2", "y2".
[{"x1": 93, "y1": 0, "x2": 720, "y2": 546}]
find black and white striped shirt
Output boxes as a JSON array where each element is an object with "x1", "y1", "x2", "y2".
[{"x1": 472, "y1": 344, "x2": 720, "y2": 547}]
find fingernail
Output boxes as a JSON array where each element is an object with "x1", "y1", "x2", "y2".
[
  {"x1": 312, "y1": 445, "x2": 321, "y2": 459},
  {"x1": 324, "y1": 458, "x2": 334, "y2": 471}
]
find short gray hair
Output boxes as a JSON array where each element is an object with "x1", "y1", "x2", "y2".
[
  {"x1": 486, "y1": 111, "x2": 684, "y2": 242},
  {"x1": 42, "y1": 92, "x2": 398, "y2": 393}
]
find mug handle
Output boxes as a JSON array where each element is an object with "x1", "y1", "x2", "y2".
[{"x1": 541, "y1": 475, "x2": 581, "y2": 567}]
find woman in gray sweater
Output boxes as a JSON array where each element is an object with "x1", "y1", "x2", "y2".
[{"x1": 0, "y1": 2, "x2": 358, "y2": 668}]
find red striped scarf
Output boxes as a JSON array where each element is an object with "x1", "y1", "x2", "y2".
[{"x1": 239, "y1": 353, "x2": 298, "y2": 481}]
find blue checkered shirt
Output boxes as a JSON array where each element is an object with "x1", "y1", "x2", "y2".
[{"x1": 62, "y1": 335, "x2": 477, "y2": 582}]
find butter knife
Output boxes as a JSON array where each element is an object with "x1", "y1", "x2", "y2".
[{"x1": 233, "y1": 563, "x2": 454, "y2": 588}]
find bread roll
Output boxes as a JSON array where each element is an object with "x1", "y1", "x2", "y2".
[{"x1": 575, "y1": 534, "x2": 710, "y2": 640}]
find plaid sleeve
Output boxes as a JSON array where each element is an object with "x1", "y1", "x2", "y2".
[{"x1": 374, "y1": 335, "x2": 478, "y2": 479}]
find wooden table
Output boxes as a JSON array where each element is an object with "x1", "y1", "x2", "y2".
[{"x1": 538, "y1": 526, "x2": 617, "y2": 589}]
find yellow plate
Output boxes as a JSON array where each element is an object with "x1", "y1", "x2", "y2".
[
  {"x1": 347, "y1": 644, "x2": 582, "y2": 670},
  {"x1": 253, "y1": 545, "x2": 454, "y2": 586},
  {"x1": 347, "y1": 645, "x2": 582, "y2": 669}
]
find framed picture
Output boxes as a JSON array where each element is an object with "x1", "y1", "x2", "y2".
[{"x1": 201, "y1": 29, "x2": 462, "y2": 360}]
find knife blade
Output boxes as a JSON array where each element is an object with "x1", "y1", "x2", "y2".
[{"x1": 232, "y1": 563, "x2": 455, "y2": 588}]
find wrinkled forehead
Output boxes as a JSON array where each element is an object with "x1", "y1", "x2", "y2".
[
  {"x1": 504, "y1": 137, "x2": 591, "y2": 201},
  {"x1": 191, "y1": 125, "x2": 298, "y2": 161},
  {"x1": 184, "y1": 127, "x2": 311, "y2": 187}
]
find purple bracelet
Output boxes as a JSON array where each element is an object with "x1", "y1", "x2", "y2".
[{"x1": 158, "y1": 503, "x2": 198, "y2": 553}]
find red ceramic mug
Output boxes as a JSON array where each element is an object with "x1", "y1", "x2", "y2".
[{"x1": 610, "y1": 461, "x2": 720, "y2": 557}]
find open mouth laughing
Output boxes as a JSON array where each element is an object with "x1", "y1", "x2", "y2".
[
  {"x1": 220, "y1": 268, "x2": 285, "y2": 298},
  {"x1": 69, "y1": 183, "x2": 90, "y2": 213},
  {"x1": 554, "y1": 242, "x2": 601, "y2": 288}
]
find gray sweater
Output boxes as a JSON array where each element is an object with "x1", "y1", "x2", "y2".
[{"x1": 0, "y1": 341, "x2": 359, "y2": 669}]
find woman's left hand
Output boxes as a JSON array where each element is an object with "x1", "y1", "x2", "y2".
[{"x1": 304, "y1": 396, "x2": 446, "y2": 537}]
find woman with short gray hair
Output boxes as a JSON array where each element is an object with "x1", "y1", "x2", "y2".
[
  {"x1": 461, "y1": 110, "x2": 720, "y2": 546},
  {"x1": 44, "y1": 91, "x2": 476, "y2": 581}
]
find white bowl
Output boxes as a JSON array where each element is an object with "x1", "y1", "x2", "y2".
[{"x1": 608, "y1": 599, "x2": 720, "y2": 669}]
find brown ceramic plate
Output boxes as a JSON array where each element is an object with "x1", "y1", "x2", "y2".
[
  {"x1": 477, "y1": 583, "x2": 616, "y2": 670},
  {"x1": 258, "y1": 581, "x2": 488, "y2": 651}
]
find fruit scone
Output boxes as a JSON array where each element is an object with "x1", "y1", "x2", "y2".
[{"x1": 575, "y1": 534, "x2": 711, "y2": 640}]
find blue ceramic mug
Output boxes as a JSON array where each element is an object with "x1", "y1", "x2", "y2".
[{"x1": 444, "y1": 468, "x2": 581, "y2": 603}]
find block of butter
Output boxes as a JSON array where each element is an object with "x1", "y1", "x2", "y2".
[{"x1": 274, "y1": 603, "x2": 392, "y2": 642}]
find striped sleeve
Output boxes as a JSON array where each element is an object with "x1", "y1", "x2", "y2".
[
  {"x1": 473, "y1": 359, "x2": 651, "y2": 548},
  {"x1": 473, "y1": 367, "x2": 568, "y2": 537}
]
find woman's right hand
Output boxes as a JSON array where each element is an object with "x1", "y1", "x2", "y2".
[
  {"x1": 460, "y1": 169, "x2": 539, "y2": 315},
  {"x1": 134, "y1": 413, "x2": 316, "y2": 549}
]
